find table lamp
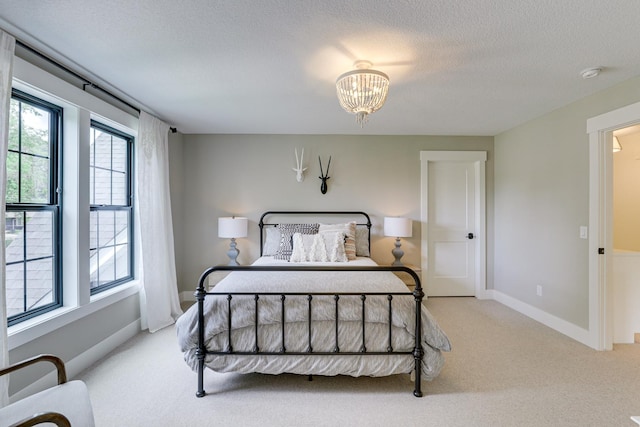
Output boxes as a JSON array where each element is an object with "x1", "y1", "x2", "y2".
[
  {"x1": 384, "y1": 217, "x2": 413, "y2": 266},
  {"x1": 218, "y1": 216, "x2": 248, "y2": 265}
]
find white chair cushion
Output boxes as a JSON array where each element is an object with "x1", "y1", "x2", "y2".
[{"x1": 0, "y1": 380, "x2": 95, "y2": 427}]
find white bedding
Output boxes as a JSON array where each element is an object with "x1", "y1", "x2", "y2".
[{"x1": 176, "y1": 257, "x2": 451, "y2": 381}]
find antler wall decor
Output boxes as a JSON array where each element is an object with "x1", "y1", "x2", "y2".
[
  {"x1": 318, "y1": 155, "x2": 331, "y2": 194},
  {"x1": 292, "y1": 148, "x2": 307, "y2": 182}
]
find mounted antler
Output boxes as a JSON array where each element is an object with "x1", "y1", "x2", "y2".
[
  {"x1": 292, "y1": 148, "x2": 307, "y2": 182},
  {"x1": 318, "y1": 155, "x2": 331, "y2": 194}
]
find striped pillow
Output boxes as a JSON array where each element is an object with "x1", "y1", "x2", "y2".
[
  {"x1": 355, "y1": 227, "x2": 370, "y2": 257},
  {"x1": 318, "y1": 221, "x2": 357, "y2": 260},
  {"x1": 274, "y1": 223, "x2": 319, "y2": 261}
]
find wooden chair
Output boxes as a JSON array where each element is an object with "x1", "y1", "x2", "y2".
[{"x1": 0, "y1": 354, "x2": 95, "y2": 427}]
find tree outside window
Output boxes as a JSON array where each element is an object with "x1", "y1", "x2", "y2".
[{"x1": 6, "y1": 90, "x2": 60, "y2": 325}]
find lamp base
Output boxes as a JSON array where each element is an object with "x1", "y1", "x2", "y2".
[
  {"x1": 391, "y1": 237, "x2": 404, "y2": 266},
  {"x1": 227, "y1": 238, "x2": 240, "y2": 266}
]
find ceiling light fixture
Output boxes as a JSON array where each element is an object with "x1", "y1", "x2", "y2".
[
  {"x1": 336, "y1": 60, "x2": 389, "y2": 127},
  {"x1": 580, "y1": 67, "x2": 602, "y2": 79}
]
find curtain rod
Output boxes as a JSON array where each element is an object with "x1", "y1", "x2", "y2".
[{"x1": 15, "y1": 39, "x2": 177, "y2": 133}]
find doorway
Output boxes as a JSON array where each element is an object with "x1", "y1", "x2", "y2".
[
  {"x1": 587, "y1": 101, "x2": 640, "y2": 350},
  {"x1": 420, "y1": 151, "x2": 487, "y2": 297},
  {"x1": 611, "y1": 127, "x2": 640, "y2": 344}
]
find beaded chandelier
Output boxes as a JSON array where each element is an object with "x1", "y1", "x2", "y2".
[{"x1": 336, "y1": 61, "x2": 389, "y2": 127}]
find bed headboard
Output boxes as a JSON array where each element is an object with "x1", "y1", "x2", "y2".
[{"x1": 258, "y1": 211, "x2": 372, "y2": 257}]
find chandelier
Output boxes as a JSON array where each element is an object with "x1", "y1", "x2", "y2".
[{"x1": 336, "y1": 61, "x2": 389, "y2": 127}]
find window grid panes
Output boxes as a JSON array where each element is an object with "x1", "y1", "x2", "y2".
[
  {"x1": 6, "y1": 90, "x2": 61, "y2": 326},
  {"x1": 89, "y1": 121, "x2": 133, "y2": 294}
]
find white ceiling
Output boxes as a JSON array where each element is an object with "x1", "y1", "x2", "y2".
[{"x1": 1, "y1": 1, "x2": 640, "y2": 136}]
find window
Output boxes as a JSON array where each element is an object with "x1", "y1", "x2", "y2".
[
  {"x1": 6, "y1": 89, "x2": 62, "y2": 326},
  {"x1": 89, "y1": 121, "x2": 134, "y2": 294}
]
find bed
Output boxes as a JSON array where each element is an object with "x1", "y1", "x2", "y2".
[{"x1": 176, "y1": 211, "x2": 451, "y2": 398}]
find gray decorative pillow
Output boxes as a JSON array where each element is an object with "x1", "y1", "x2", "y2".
[
  {"x1": 262, "y1": 227, "x2": 281, "y2": 256},
  {"x1": 274, "y1": 223, "x2": 319, "y2": 261}
]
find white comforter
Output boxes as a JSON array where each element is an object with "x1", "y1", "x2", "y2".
[{"x1": 176, "y1": 257, "x2": 451, "y2": 381}]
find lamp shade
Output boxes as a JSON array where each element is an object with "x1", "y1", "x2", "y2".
[
  {"x1": 218, "y1": 217, "x2": 248, "y2": 238},
  {"x1": 384, "y1": 217, "x2": 412, "y2": 238}
]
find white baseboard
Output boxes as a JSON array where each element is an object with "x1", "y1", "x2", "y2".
[
  {"x1": 476, "y1": 288, "x2": 494, "y2": 300},
  {"x1": 10, "y1": 319, "x2": 141, "y2": 403},
  {"x1": 489, "y1": 289, "x2": 593, "y2": 348}
]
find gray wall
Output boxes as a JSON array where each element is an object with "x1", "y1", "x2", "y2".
[
  {"x1": 173, "y1": 134, "x2": 494, "y2": 295},
  {"x1": 494, "y1": 75, "x2": 640, "y2": 329}
]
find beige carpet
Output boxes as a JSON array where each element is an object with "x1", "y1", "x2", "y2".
[{"x1": 78, "y1": 298, "x2": 640, "y2": 426}]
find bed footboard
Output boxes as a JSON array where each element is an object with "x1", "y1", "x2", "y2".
[{"x1": 194, "y1": 265, "x2": 425, "y2": 398}]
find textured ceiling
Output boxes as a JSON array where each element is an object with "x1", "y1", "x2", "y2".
[{"x1": 1, "y1": 0, "x2": 640, "y2": 135}]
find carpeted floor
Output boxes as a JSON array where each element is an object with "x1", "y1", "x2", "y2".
[{"x1": 78, "y1": 297, "x2": 640, "y2": 426}]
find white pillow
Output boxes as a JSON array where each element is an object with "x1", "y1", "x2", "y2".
[{"x1": 290, "y1": 231, "x2": 347, "y2": 262}]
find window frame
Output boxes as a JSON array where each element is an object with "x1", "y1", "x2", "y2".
[
  {"x1": 89, "y1": 120, "x2": 135, "y2": 295},
  {"x1": 7, "y1": 57, "x2": 140, "y2": 350},
  {"x1": 6, "y1": 88, "x2": 63, "y2": 327}
]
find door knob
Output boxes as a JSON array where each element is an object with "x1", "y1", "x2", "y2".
[{"x1": 466, "y1": 233, "x2": 474, "y2": 239}]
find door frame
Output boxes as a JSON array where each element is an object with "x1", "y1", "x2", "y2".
[
  {"x1": 420, "y1": 151, "x2": 488, "y2": 298},
  {"x1": 587, "y1": 100, "x2": 640, "y2": 350}
]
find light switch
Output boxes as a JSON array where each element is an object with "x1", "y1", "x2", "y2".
[{"x1": 579, "y1": 226, "x2": 588, "y2": 239}]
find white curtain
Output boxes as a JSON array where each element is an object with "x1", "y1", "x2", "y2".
[
  {"x1": 0, "y1": 30, "x2": 15, "y2": 408},
  {"x1": 137, "y1": 111, "x2": 182, "y2": 332}
]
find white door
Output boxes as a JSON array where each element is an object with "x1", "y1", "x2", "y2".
[{"x1": 420, "y1": 151, "x2": 486, "y2": 297}]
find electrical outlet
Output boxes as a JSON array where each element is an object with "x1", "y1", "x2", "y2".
[{"x1": 536, "y1": 285, "x2": 542, "y2": 296}]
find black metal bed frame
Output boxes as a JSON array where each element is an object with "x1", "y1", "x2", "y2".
[{"x1": 195, "y1": 211, "x2": 425, "y2": 398}]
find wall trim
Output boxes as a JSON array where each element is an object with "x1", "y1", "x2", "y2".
[{"x1": 490, "y1": 290, "x2": 593, "y2": 348}]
